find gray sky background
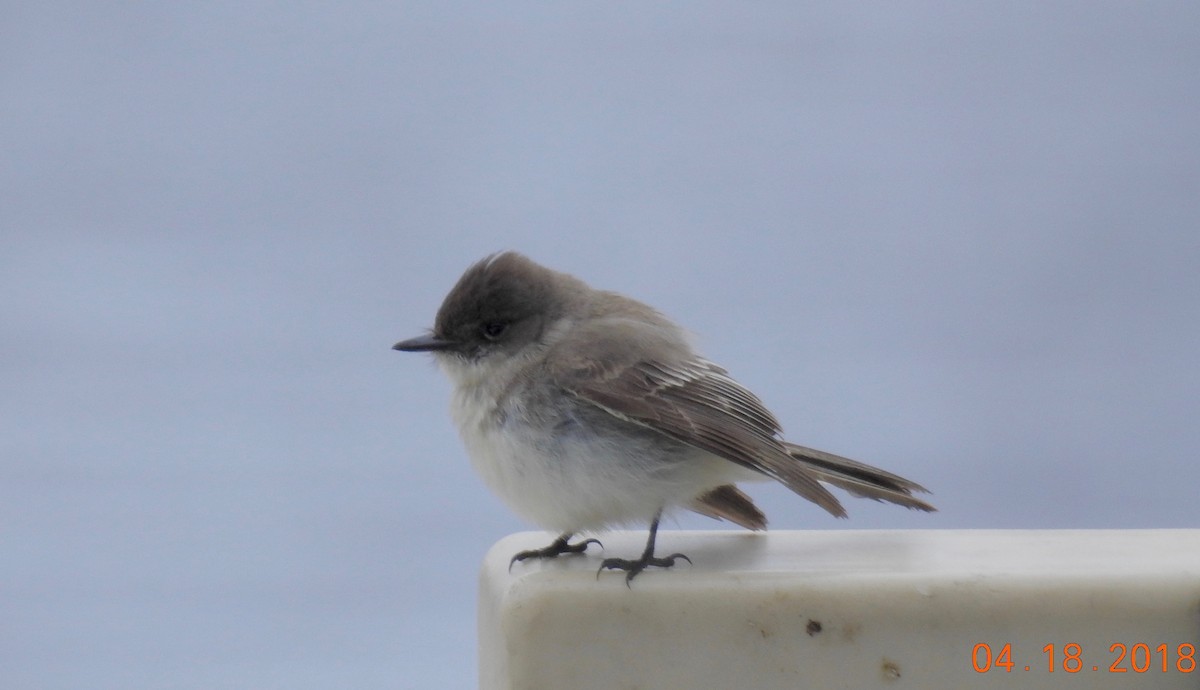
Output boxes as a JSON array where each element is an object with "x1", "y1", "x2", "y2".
[{"x1": 4, "y1": 2, "x2": 1198, "y2": 688}]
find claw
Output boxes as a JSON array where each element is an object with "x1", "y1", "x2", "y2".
[
  {"x1": 509, "y1": 535, "x2": 602, "y2": 571},
  {"x1": 597, "y1": 551, "x2": 692, "y2": 586},
  {"x1": 595, "y1": 510, "x2": 691, "y2": 586}
]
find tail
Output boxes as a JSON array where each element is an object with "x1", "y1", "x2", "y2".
[
  {"x1": 689, "y1": 485, "x2": 768, "y2": 530},
  {"x1": 784, "y1": 442, "x2": 936, "y2": 512}
]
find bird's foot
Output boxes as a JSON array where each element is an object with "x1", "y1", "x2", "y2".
[
  {"x1": 509, "y1": 535, "x2": 602, "y2": 571},
  {"x1": 598, "y1": 551, "x2": 691, "y2": 587}
]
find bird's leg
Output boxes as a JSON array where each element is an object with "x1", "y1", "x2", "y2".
[
  {"x1": 509, "y1": 533, "x2": 602, "y2": 571},
  {"x1": 597, "y1": 510, "x2": 691, "y2": 586}
]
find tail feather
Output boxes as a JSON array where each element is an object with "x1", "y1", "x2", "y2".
[
  {"x1": 784, "y1": 442, "x2": 937, "y2": 512},
  {"x1": 687, "y1": 445, "x2": 935, "y2": 529},
  {"x1": 689, "y1": 484, "x2": 768, "y2": 530}
]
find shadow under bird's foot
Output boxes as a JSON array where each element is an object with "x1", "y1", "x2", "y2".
[
  {"x1": 509, "y1": 535, "x2": 602, "y2": 571},
  {"x1": 598, "y1": 552, "x2": 691, "y2": 586}
]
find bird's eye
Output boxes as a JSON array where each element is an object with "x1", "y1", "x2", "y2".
[{"x1": 481, "y1": 321, "x2": 508, "y2": 340}]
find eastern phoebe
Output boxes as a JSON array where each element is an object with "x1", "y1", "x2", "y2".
[{"x1": 394, "y1": 252, "x2": 934, "y2": 583}]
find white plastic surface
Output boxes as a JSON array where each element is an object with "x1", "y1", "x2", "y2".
[{"x1": 479, "y1": 530, "x2": 1200, "y2": 689}]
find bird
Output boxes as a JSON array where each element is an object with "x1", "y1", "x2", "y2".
[{"x1": 393, "y1": 252, "x2": 935, "y2": 584}]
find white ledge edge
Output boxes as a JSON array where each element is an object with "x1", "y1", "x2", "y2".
[{"x1": 479, "y1": 529, "x2": 1200, "y2": 690}]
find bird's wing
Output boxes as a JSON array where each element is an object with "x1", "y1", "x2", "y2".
[{"x1": 549, "y1": 320, "x2": 846, "y2": 518}]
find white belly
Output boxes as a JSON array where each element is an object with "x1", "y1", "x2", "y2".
[{"x1": 449, "y1": 381, "x2": 739, "y2": 533}]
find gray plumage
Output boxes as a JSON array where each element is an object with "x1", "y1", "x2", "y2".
[{"x1": 394, "y1": 252, "x2": 934, "y2": 581}]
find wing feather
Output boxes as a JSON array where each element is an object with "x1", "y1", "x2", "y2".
[{"x1": 550, "y1": 323, "x2": 847, "y2": 518}]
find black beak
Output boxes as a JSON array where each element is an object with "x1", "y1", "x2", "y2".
[{"x1": 392, "y1": 333, "x2": 458, "y2": 352}]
